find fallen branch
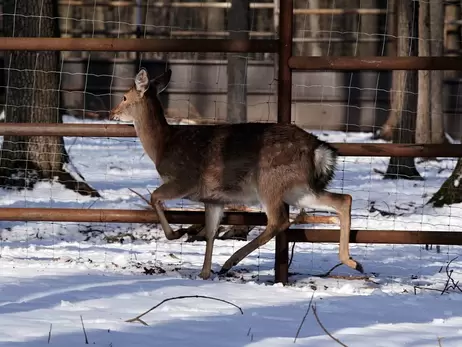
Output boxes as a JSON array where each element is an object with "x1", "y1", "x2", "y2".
[
  {"x1": 413, "y1": 256, "x2": 462, "y2": 295},
  {"x1": 293, "y1": 290, "x2": 316, "y2": 343},
  {"x1": 126, "y1": 295, "x2": 243, "y2": 326},
  {"x1": 312, "y1": 304, "x2": 348, "y2": 347},
  {"x1": 47, "y1": 323, "x2": 52, "y2": 344},
  {"x1": 441, "y1": 256, "x2": 462, "y2": 295},
  {"x1": 413, "y1": 286, "x2": 447, "y2": 295},
  {"x1": 129, "y1": 188, "x2": 152, "y2": 209},
  {"x1": 80, "y1": 315, "x2": 89, "y2": 344},
  {"x1": 288, "y1": 242, "x2": 296, "y2": 269},
  {"x1": 306, "y1": 263, "x2": 370, "y2": 280}
]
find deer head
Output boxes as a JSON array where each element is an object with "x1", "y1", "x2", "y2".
[{"x1": 109, "y1": 68, "x2": 172, "y2": 122}]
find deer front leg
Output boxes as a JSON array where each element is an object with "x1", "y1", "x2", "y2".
[
  {"x1": 199, "y1": 203, "x2": 224, "y2": 280},
  {"x1": 151, "y1": 182, "x2": 194, "y2": 241}
]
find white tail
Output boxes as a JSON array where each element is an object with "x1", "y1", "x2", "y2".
[{"x1": 109, "y1": 68, "x2": 361, "y2": 280}]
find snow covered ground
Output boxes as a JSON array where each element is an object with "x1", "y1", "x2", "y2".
[{"x1": 0, "y1": 115, "x2": 462, "y2": 346}]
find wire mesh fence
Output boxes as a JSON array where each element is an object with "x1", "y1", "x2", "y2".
[{"x1": 0, "y1": 0, "x2": 460, "y2": 286}]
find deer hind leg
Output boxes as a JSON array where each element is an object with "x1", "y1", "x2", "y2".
[
  {"x1": 199, "y1": 203, "x2": 224, "y2": 280},
  {"x1": 285, "y1": 188, "x2": 363, "y2": 273},
  {"x1": 151, "y1": 182, "x2": 193, "y2": 240},
  {"x1": 219, "y1": 201, "x2": 290, "y2": 275}
]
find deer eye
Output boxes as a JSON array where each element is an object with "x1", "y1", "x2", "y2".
[{"x1": 123, "y1": 96, "x2": 127, "y2": 102}]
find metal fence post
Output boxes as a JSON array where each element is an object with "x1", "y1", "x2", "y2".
[{"x1": 275, "y1": 0, "x2": 293, "y2": 284}]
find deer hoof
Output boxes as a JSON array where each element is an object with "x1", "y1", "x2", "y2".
[{"x1": 342, "y1": 257, "x2": 364, "y2": 273}]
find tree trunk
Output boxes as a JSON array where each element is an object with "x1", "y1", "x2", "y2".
[
  {"x1": 227, "y1": 0, "x2": 249, "y2": 123},
  {"x1": 384, "y1": 0, "x2": 422, "y2": 180},
  {"x1": 1, "y1": 0, "x2": 100, "y2": 197},
  {"x1": 374, "y1": 0, "x2": 398, "y2": 141},
  {"x1": 428, "y1": 158, "x2": 462, "y2": 207},
  {"x1": 429, "y1": 0, "x2": 445, "y2": 144},
  {"x1": 308, "y1": 0, "x2": 322, "y2": 56},
  {"x1": 427, "y1": 1, "x2": 462, "y2": 210},
  {"x1": 416, "y1": 0, "x2": 431, "y2": 144}
]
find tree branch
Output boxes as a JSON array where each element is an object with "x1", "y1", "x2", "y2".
[
  {"x1": 126, "y1": 295, "x2": 244, "y2": 326},
  {"x1": 312, "y1": 304, "x2": 348, "y2": 347},
  {"x1": 293, "y1": 290, "x2": 316, "y2": 343}
]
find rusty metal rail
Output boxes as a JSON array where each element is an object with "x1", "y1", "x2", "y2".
[
  {"x1": 288, "y1": 56, "x2": 462, "y2": 71},
  {"x1": 58, "y1": 1, "x2": 389, "y2": 15},
  {"x1": 0, "y1": 123, "x2": 461, "y2": 158},
  {"x1": 0, "y1": 207, "x2": 458, "y2": 246},
  {"x1": 0, "y1": 38, "x2": 278, "y2": 53},
  {"x1": 288, "y1": 230, "x2": 462, "y2": 245},
  {"x1": 0, "y1": 208, "x2": 335, "y2": 225}
]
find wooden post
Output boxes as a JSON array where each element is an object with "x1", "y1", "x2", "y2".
[{"x1": 227, "y1": 0, "x2": 249, "y2": 123}]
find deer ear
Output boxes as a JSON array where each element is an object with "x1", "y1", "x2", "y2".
[
  {"x1": 151, "y1": 69, "x2": 172, "y2": 94},
  {"x1": 135, "y1": 68, "x2": 150, "y2": 94}
]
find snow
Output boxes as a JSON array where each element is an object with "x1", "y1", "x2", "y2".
[{"x1": 0, "y1": 115, "x2": 462, "y2": 346}]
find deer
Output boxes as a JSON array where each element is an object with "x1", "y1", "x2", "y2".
[{"x1": 109, "y1": 68, "x2": 363, "y2": 280}]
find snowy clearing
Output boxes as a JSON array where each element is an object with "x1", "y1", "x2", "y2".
[{"x1": 0, "y1": 116, "x2": 462, "y2": 346}]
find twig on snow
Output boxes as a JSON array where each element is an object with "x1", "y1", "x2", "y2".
[
  {"x1": 305, "y1": 263, "x2": 372, "y2": 281},
  {"x1": 318, "y1": 263, "x2": 344, "y2": 277},
  {"x1": 312, "y1": 304, "x2": 348, "y2": 347},
  {"x1": 413, "y1": 286, "x2": 447, "y2": 295},
  {"x1": 293, "y1": 289, "x2": 316, "y2": 343},
  {"x1": 47, "y1": 323, "x2": 52, "y2": 344},
  {"x1": 438, "y1": 336, "x2": 444, "y2": 347},
  {"x1": 126, "y1": 295, "x2": 243, "y2": 326},
  {"x1": 442, "y1": 257, "x2": 462, "y2": 295},
  {"x1": 288, "y1": 242, "x2": 296, "y2": 269},
  {"x1": 80, "y1": 315, "x2": 89, "y2": 344},
  {"x1": 414, "y1": 256, "x2": 462, "y2": 295},
  {"x1": 129, "y1": 188, "x2": 153, "y2": 209}
]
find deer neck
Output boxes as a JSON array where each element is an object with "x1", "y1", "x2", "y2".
[{"x1": 133, "y1": 98, "x2": 170, "y2": 166}]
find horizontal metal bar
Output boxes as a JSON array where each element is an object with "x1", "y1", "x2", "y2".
[
  {"x1": 58, "y1": 1, "x2": 388, "y2": 15},
  {"x1": 62, "y1": 29, "x2": 273, "y2": 37},
  {"x1": 293, "y1": 8, "x2": 389, "y2": 15},
  {"x1": 0, "y1": 124, "x2": 461, "y2": 157},
  {"x1": 0, "y1": 207, "x2": 334, "y2": 225},
  {"x1": 0, "y1": 123, "x2": 137, "y2": 137},
  {"x1": 287, "y1": 229, "x2": 462, "y2": 245},
  {"x1": 331, "y1": 143, "x2": 462, "y2": 157},
  {"x1": 59, "y1": 1, "x2": 275, "y2": 8},
  {"x1": 60, "y1": 29, "x2": 389, "y2": 42},
  {"x1": 289, "y1": 56, "x2": 462, "y2": 71},
  {"x1": 60, "y1": 57, "x2": 275, "y2": 66},
  {"x1": 0, "y1": 38, "x2": 278, "y2": 53},
  {"x1": 0, "y1": 206, "x2": 459, "y2": 245}
]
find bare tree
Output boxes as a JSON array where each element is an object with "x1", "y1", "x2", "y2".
[
  {"x1": 383, "y1": 0, "x2": 422, "y2": 180},
  {"x1": 227, "y1": 0, "x2": 249, "y2": 124},
  {"x1": 428, "y1": 1, "x2": 462, "y2": 207},
  {"x1": 429, "y1": 0, "x2": 445, "y2": 144},
  {"x1": 374, "y1": 0, "x2": 398, "y2": 140},
  {"x1": 308, "y1": 0, "x2": 322, "y2": 57},
  {"x1": 0, "y1": 0, "x2": 99, "y2": 196},
  {"x1": 416, "y1": 0, "x2": 431, "y2": 144},
  {"x1": 428, "y1": 159, "x2": 462, "y2": 207}
]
